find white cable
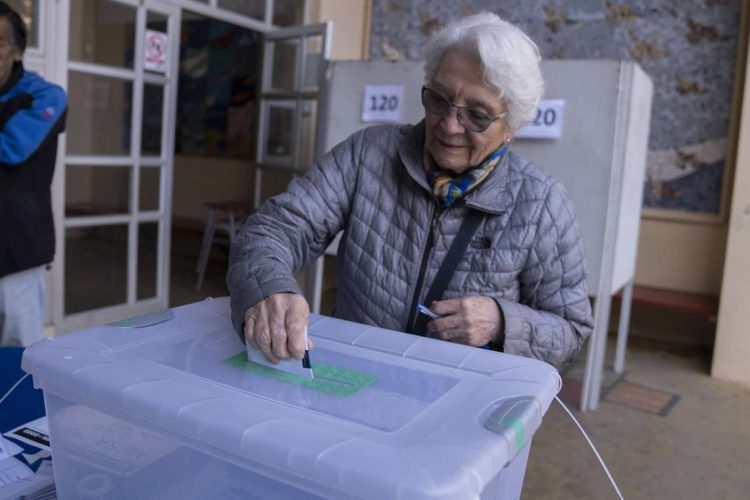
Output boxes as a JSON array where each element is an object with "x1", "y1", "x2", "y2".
[
  {"x1": 555, "y1": 395, "x2": 625, "y2": 500},
  {"x1": 4, "y1": 371, "x2": 623, "y2": 497},
  {"x1": 0, "y1": 372, "x2": 30, "y2": 407}
]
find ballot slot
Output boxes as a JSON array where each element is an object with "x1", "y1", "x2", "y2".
[{"x1": 139, "y1": 329, "x2": 460, "y2": 432}]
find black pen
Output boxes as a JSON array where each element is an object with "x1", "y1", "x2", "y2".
[{"x1": 302, "y1": 327, "x2": 311, "y2": 369}]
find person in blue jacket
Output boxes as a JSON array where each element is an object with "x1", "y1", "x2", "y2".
[{"x1": 0, "y1": 2, "x2": 67, "y2": 346}]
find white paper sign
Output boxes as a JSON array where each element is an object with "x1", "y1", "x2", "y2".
[
  {"x1": 144, "y1": 30, "x2": 168, "y2": 74},
  {"x1": 515, "y1": 99, "x2": 565, "y2": 139},
  {"x1": 361, "y1": 84, "x2": 404, "y2": 122}
]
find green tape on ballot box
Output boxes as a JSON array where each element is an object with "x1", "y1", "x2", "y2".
[{"x1": 224, "y1": 352, "x2": 377, "y2": 397}]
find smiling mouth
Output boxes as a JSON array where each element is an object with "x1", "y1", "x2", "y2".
[{"x1": 438, "y1": 139, "x2": 466, "y2": 149}]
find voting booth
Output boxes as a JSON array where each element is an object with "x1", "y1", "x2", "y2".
[
  {"x1": 310, "y1": 59, "x2": 653, "y2": 411},
  {"x1": 22, "y1": 298, "x2": 560, "y2": 499}
]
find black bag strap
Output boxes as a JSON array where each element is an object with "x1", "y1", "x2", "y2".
[{"x1": 411, "y1": 209, "x2": 484, "y2": 336}]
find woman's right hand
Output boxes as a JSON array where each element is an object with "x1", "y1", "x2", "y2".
[{"x1": 243, "y1": 293, "x2": 312, "y2": 363}]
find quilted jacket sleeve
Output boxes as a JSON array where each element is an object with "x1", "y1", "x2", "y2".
[
  {"x1": 497, "y1": 179, "x2": 593, "y2": 368},
  {"x1": 227, "y1": 131, "x2": 363, "y2": 335}
]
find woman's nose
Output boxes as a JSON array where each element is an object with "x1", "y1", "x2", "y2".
[{"x1": 440, "y1": 106, "x2": 466, "y2": 134}]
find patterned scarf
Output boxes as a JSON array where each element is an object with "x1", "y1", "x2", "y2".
[{"x1": 426, "y1": 143, "x2": 509, "y2": 208}]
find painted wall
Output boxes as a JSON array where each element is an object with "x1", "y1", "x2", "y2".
[
  {"x1": 369, "y1": 0, "x2": 743, "y2": 293},
  {"x1": 635, "y1": 219, "x2": 727, "y2": 293},
  {"x1": 308, "y1": 0, "x2": 371, "y2": 60},
  {"x1": 172, "y1": 155, "x2": 254, "y2": 227}
]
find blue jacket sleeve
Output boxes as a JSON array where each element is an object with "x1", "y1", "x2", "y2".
[{"x1": 0, "y1": 72, "x2": 67, "y2": 166}]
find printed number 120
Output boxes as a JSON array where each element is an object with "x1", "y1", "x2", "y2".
[
  {"x1": 532, "y1": 108, "x2": 557, "y2": 126},
  {"x1": 370, "y1": 94, "x2": 399, "y2": 112}
]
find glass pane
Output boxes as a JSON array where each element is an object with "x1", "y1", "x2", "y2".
[
  {"x1": 67, "y1": 72, "x2": 132, "y2": 156},
  {"x1": 265, "y1": 103, "x2": 294, "y2": 160},
  {"x1": 299, "y1": 100, "x2": 317, "y2": 167},
  {"x1": 177, "y1": 12, "x2": 261, "y2": 159},
  {"x1": 139, "y1": 167, "x2": 160, "y2": 212},
  {"x1": 270, "y1": 40, "x2": 298, "y2": 91},
  {"x1": 69, "y1": 0, "x2": 136, "y2": 69},
  {"x1": 6, "y1": 0, "x2": 38, "y2": 49},
  {"x1": 142, "y1": 84, "x2": 164, "y2": 155},
  {"x1": 137, "y1": 222, "x2": 158, "y2": 300},
  {"x1": 258, "y1": 168, "x2": 294, "y2": 202},
  {"x1": 147, "y1": 10, "x2": 168, "y2": 32},
  {"x1": 218, "y1": 0, "x2": 265, "y2": 21},
  {"x1": 65, "y1": 225, "x2": 128, "y2": 315},
  {"x1": 273, "y1": 0, "x2": 304, "y2": 27},
  {"x1": 65, "y1": 165, "x2": 131, "y2": 216},
  {"x1": 303, "y1": 36, "x2": 323, "y2": 90}
]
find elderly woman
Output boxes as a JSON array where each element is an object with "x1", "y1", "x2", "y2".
[{"x1": 228, "y1": 13, "x2": 593, "y2": 369}]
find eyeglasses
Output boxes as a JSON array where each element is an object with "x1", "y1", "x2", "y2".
[{"x1": 421, "y1": 86, "x2": 506, "y2": 133}]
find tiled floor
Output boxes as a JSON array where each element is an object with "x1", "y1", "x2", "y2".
[
  {"x1": 169, "y1": 227, "x2": 230, "y2": 308},
  {"x1": 522, "y1": 339, "x2": 750, "y2": 499}
]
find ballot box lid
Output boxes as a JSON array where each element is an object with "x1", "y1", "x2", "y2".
[{"x1": 23, "y1": 298, "x2": 561, "y2": 499}]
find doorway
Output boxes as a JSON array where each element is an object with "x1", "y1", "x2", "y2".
[
  {"x1": 168, "y1": 7, "x2": 330, "y2": 310},
  {"x1": 59, "y1": 0, "x2": 181, "y2": 332},
  {"x1": 53, "y1": 0, "x2": 329, "y2": 333},
  {"x1": 168, "y1": 10, "x2": 262, "y2": 307}
]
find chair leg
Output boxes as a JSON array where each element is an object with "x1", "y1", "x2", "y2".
[
  {"x1": 195, "y1": 226, "x2": 215, "y2": 291},
  {"x1": 196, "y1": 211, "x2": 215, "y2": 273},
  {"x1": 196, "y1": 212, "x2": 216, "y2": 291}
]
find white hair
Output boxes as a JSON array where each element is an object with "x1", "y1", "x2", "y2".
[{"x1": 424, "y1": 12, "x2": 544, "y2": 133}]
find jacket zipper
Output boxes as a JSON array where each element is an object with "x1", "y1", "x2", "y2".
[{"x1": 406, "y1": 204, "x2": 440, "y2": 332}]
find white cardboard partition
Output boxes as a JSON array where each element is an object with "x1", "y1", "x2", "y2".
[{"x1": 312, "y1": 60, "x2": 653, "y2": 411}]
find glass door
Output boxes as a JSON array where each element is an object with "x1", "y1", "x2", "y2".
[
  {"x1": 255, "y1": 22, "x2": 332, "y2": 312},
  {"x1": 255, "y1": 22, "x2": 331, "y2": 204},
  {"x1": 59, "y1": 0, "x2": 180, "y2": 331}
]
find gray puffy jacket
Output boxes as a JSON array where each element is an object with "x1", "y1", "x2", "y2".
[{"x1": 228, "y1": 122, "x2": 593, "y2": 368}]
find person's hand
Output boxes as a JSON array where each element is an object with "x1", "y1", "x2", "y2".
[
  {"x1": 244, "y1": 293, "x2": 313, "y2": 363},
  {"x1": 426, "y1": 296, "x2": 503, "y2": 347}
]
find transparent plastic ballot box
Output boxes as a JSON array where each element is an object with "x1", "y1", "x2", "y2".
[{"x1": 22, "y1": 297, "x2": 561, "y2": 500}]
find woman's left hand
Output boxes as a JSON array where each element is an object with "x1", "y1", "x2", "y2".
[{"x1": 426, "y1": 296, "x2": 504, "y2": 347}]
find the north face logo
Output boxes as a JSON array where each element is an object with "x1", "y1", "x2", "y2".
[{"x1": 469, "y1": 236, "x2": 491, "y2": 249}]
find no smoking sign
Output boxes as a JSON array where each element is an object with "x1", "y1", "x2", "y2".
[{"x1": 144, "y1": 29, "x2": 168, "y2": 73}]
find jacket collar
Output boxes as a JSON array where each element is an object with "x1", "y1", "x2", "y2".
[
  {"x1": 398, "y1": 120, "x2": 432, "y2": 191},
  {"x1": 399, "y1": 120, "x2": 515, "y2": 215},
  {"x1": 0, "y1": 61, "x2": 24, "y2": 97}
]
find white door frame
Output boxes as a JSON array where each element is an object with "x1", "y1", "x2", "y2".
[
  {"x1": 54, "y1": 0, "x2": 181, "y2": 332},
  {"x1": 254, "y1": 22, "x2": 332, "y2": 312},
  {"x1": 49, "y1": 0, "x2": 315, "y2": 333},
  {"x1": 19, "y1": 0, "x2": 61, "y2": 330}
]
